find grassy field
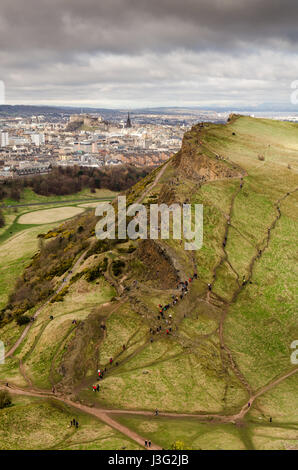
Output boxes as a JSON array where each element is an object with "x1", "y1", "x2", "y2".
[
  {"x1": 113, "y1": 410, "x2": 298, "y2": 450},
  {"x1": 0, "y1": 395, "x2": 140, "y2": 450},
  {"x1": 114, "y1": 414, "x2": 247, "y2": 450},
  {"x1": 0, "y1": 189, "x2": 116, "y2": 242},
  {"x1": 18, "y1": 206, "x2": 85, "y2": 224},
  {"x1": 0, "y1": 223, "x2": 59, "y2": 309},
  {"x1": 1, "y1": 187, "x2": 117, "y2": 207}
]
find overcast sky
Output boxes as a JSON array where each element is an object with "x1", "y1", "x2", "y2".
[{"x1": 1, "y1": 0, "x2": 298, "y2": 109}]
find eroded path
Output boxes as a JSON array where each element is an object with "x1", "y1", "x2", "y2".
[
  {"x1": 2, "y1": 363, "x2": 297, "y2": 429},
  {"x1": 135, "y1": 161, "x2": 170, "y2": 205},
  {"x1": 218, "y1": 188, "x2": 298, "y2": 398},
  {"x1": 5, "y1": 250, "x2": 88, "y2": 359},
  {"x1": 0, "y1": 384, "x2": 161, "y2": 450}
]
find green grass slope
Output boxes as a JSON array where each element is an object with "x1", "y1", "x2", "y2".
[{"x1": 0, "y1": 115, "x2": 297, "y2": 450}]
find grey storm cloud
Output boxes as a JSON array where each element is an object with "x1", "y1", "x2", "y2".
[
  {"x1": 1, "y1": 0, "x2": 298, "y2": 53},
  {"x1": 0, "y1": 0, "x2": 297, "y2": 107}
]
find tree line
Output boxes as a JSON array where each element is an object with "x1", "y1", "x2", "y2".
[{"x1": 0, "y1": 164, "x2": 152, "y2": 201}]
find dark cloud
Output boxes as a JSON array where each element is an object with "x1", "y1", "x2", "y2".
[
  {"x1": 1, "y1": 0, "x2": 298, "y2": 53},
  {"x1": 0, "y1": 1, "x2": 297, "y2": 107}
]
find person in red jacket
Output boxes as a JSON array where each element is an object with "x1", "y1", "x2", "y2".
[{"x1": 109, "y1": 358, "x2": 113, "y2": 365}]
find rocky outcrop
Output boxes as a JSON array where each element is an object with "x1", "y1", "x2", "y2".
[{"x1": 172, "y1": 124, "x2": 245, "y2": 182}]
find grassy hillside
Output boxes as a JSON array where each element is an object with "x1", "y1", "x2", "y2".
[
  {"x1": 0, "y1": 189, "x2": 117, "y2": 312},
  {"x1": 0, "y1": 115, "x2": 297, "y2": 450}
]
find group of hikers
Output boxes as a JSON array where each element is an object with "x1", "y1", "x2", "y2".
[
  {"x1": 91, "y1": 359, "x2": 122, "y2": 392},
  {"x1": 90, "y1": 273, "x2": 199, "y2": 393},
  {"x1": 88, "y1": 263, "x2": 257, "y2": 396},
  {"x1": 149, "y1": 273, "x2": 198, "y2": 341},
  {"x1": 70, "y1": 418, "x2": 79, "y2": 428}
]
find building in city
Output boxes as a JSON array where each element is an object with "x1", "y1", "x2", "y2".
[
  {"x1": 31, "y1": 133, "x2": 45, "y2": 147},
  {"x1": 0, "y1": 132, "x2": 9, "y2": 147}
]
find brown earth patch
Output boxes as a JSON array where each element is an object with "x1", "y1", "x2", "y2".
[{"x1": 136, "y1": 239, "x2": 180, "y2": 288}]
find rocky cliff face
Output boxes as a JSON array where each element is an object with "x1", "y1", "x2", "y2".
[{"x1": 172, "y1": 123, "x2": 245, "y2": 182}]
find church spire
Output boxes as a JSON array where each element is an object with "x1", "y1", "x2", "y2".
[{"x1": 126, "y1": 112, "x2": 132, "y2": 128}]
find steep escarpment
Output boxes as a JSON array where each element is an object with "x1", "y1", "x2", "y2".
[
  {"x1": 172, "y1": 122, "x2": 245, "y2": 183},
  {"x1": 155, "y1": 123, "x2": 246, "y2": 206}
]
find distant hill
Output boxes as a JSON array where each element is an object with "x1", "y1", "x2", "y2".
[
  {"x1": 0, "y1": 105, "x2": 117, "y2": 118},
  {"x1": 2, "y1": 104, "x2": 298, "y2": 120}
]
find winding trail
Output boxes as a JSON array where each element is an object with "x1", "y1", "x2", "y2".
[
  {"x1": 205, "y1": 179, "x2": 243, "y2": 304},
  {"x1": 218, "y1": 187, "x2": 298, "y2": 397},
  {"x1": 135, "y1": 161, "x2": 170, "y2": 205},
  {"x1": 5, "y1": 250, "x2": 88, "y2": 359},
  {"x1": 0, "y1": 384, "x2": 161, "y2": 450},
  {"x1": 232, "y1": 367, "x2": 298, "y2": 421},
  {"x1": 2, "y1": 362, "x2": 297, "y2": 429},
  {"x1": 203, "y1": 178, "x2": 254, "y2": 393}
]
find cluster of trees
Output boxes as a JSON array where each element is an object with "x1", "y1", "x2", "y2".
[
  {"x1": 0, "y1": 165, "x2": 152, "y2": 201},
  {"x1": 0, "y1": 184, "x2": 21, "y2": 202},
  {"x1": 112, "y1": 260, "x2": 125, "y2": 276}
]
